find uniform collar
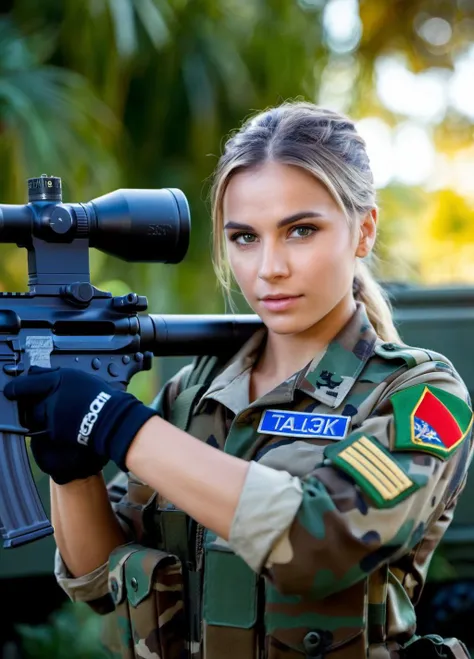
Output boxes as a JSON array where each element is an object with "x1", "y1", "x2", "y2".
[
  {"x1": 196, "y1": 302, "x2": 378, "y2": 413},
  {"x1": 295, "y1": 302, "x2": 378, "y2": 408},
  {"x1": 195, "y1": 326, "x2": 267, "y2": 415}
]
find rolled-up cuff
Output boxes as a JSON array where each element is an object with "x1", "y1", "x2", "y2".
[
  {"x1": 228, "y1": 461, "x2": 303, "y2": 572},
  {"x1": 54, "y1": 549, "x2": 110, "y2": 603}
]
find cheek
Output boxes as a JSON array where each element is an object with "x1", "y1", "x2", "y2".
[
  {"x1": 228, "y1": 249, "x2": 256, "y2": 289},
  {"x1": 296, "y1": 233, "x2": 355, "y2": 288},
  {"x1": 329, "y1": 227, "x2": 354, "y2": 254},
  {"x1": 300, "y1": 231, "x2": 353, "y2": 267}
]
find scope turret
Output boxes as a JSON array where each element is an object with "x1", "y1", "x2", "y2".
[{"x1": 0, "y1": 174, "x2": 190, "y2": 264}]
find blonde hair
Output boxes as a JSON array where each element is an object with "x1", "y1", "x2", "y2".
[{"x1": 210, "y1": 101, "x2": 401, "y2": 343}]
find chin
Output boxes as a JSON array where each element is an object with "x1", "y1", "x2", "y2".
[{"x1": 261, "y1": 314, "x2": 315, "y2": 336}]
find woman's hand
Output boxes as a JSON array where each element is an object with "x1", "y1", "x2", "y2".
[
  {"x1": 4, "y1": 366, "x2": 157, "y2": 472},
  {"x1": 29, "y1": 434, "x2": 108, "y2": 485}
]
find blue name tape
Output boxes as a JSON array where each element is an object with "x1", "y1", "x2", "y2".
[{"x1": 258, "y1": 409, "x2": 350, "y2": 440}]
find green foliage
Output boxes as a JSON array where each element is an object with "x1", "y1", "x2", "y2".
[
  {"x1": 0, "y1": 17, "x2": 119, "y2": 204},
  {"x1": 16, "y1": 602, "x2": 110, "y2": 659},
  {"x1": 0, "y1": 0, "x2": 329, "y2": 405}
]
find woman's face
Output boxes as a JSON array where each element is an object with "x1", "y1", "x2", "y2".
[{"x1": 223, "y1": 161, "x2": 371, "y2": 336}]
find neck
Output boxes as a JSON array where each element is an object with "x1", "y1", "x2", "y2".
[{"x1": 257, "y1": 294, "x2": 357, "y2": 381}]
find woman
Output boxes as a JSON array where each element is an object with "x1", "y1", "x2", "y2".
[{"x1": 5, "y1": 101, "x2": 473, "y2": 659}]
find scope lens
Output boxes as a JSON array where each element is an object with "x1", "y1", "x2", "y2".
[{"x1": 85, "y1": 187, "x2": 190, "y2": 263}]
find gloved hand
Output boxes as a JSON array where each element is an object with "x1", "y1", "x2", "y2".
[
  {"x1": 29, "y1": 435, "x2": 108, "y2": 485},
  {"x1": 4, "y1": 366, "x2": 157, "y2": 472}
]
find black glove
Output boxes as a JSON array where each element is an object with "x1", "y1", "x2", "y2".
[
  {"x1": 29, "y1": 435, "x2": 108, "y2": 485},
  {"x1": 4, "y1": 366, "x2": 157, "y2": 472}
]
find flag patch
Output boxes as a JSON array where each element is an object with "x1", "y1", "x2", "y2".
[
  {"x1": 258, "y1": 409, "x2": 350, "y2": 440},
  {"x1": 390, "y1": 384, "x2": 473, "y2": 460}
]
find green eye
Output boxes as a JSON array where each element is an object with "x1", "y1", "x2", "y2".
[
  {"x1": 233, "y1": 233, "x2": 256, "y2": 244},
  {"x1": 291, "y1": 226, "x2": 315, "y2": 238}
]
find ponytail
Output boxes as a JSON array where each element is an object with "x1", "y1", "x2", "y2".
[{"x1": 353, "y1": 259, "x2": 402, "y2": 343}]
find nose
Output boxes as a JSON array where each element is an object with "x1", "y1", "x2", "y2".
[{"x1": 258, "y1": 242, "x2": 290, "y2": 281}]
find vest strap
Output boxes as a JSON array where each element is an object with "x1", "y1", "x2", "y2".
[{"x1": 169, "y1": 384, "x2": 208, "y2": 431}]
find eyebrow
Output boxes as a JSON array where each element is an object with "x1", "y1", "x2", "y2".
[{"x1": 223, "y1": 211, "x2": 323, "y2": 232}]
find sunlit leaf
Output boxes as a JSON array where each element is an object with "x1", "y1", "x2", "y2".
[
  {"x1": 133, "y1": 0, "x2": 171, "y2": 48},
  {"x1": 106, "y1": 0, "x2": 137, "y2": 58}
]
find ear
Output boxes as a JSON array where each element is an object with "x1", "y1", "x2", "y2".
[{"x1": 355, "y1": 208, "x2": 378, "y2": 258}]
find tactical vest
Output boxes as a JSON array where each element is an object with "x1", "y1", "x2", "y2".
[{"x1": 105, "y1": 348, "x2": 472, "y2": 659}]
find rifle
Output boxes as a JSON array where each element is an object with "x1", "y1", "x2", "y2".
[{"x1": 0, "y1": 175, "x2": 262, "y2": 549}]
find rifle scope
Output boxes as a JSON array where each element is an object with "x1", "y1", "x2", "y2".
[{"x1": 0, "y1": 174, "x2": 190, "y2": 263}]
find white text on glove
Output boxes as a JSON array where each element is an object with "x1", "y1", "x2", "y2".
[{"x1": 77, "y1": 392, "x2": 111, "y2": 445}]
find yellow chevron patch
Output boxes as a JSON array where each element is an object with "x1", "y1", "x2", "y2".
[{"x1": 327, "y1": 434, "x2": 418, "y2": 508}]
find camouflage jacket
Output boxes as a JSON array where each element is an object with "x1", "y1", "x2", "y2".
[{"x1": 54, "y1": 303, "x2": 474, "y2": 659}]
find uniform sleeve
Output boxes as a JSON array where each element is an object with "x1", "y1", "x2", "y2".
[
  {"x1": 53, "y1": 363, "x2": 194, "y2": 611},
  {"x1": 228, "y1": 365, "x2": 474, "y2": 600},
  {"x1": 53, "y1": 470, "x2": 130, "y2": 613}
]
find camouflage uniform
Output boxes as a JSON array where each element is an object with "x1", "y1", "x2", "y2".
[{"x1": 55, "y1": 303, "x2": 474, "y2": 659}]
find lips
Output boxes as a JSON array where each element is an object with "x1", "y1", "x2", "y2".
[
  {"x1": 259, "y1": 294, "x2": 303, "y2": 311},
  {"x1": 261, "y1": 294, "x2": 300, "y2": 301}
]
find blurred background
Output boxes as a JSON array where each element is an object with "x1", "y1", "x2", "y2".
[{"x1": 2, "y1": 0, "x2": 474, "y2": 656}]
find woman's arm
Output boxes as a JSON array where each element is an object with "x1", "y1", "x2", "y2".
[
  {"x1": 126, "y1": 417, "x2": 250, "y2": 541},
  {"x1": 51, "y1": 474, "x2": 126, "y2": 577}
]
